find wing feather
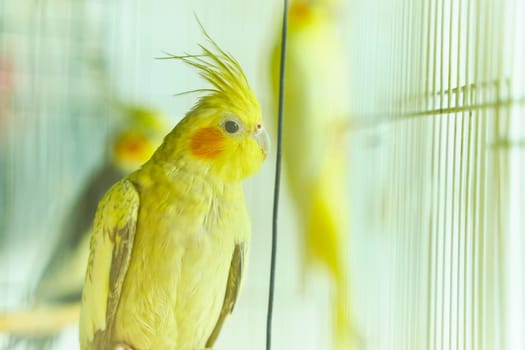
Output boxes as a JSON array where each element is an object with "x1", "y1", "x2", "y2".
[
  {"x1": 79, "y1": 179, "x2": 140, "y2": 350},
  {"x1": 205, "y1": 242, "x2": 246, "y2": 348}
]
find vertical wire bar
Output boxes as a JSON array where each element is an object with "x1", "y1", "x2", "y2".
[
  {"x1": 387, "y1": 1, "x2": 403, "y2": 347},
  {"x1": 390, "y1": 111, "x2": 401, "y2": 349},
  {"x1": 399, "y1": 0, "x2": 411, "y2": 347},
  {"x1": 457, "y1": 88, "x2": 467, "y2": 350},
  {"x1": 471, "y1": 89, "x2": 480, "y2": 350},
  {"x1": 437, "y1": 0, "x2": 448, "y2": 348},
  {"x1": 443, "y1": 1, "x2": 455, "y2": 348},
  {"x1": 454, "y1": 1, "x2": 465, "y2": 349},
  {"x1": 414, "y1": 2, "x2": 429, "y2": 347},
  {"x1": 439, "y1": 113, "x2": 450, "y2": 350},
  {"x1": 448, "y1": 100, "x2": 460, "y2": 348},
  {"x1": 495, "y1": 2, "x2": 506, "y2": 348},
  {"x1": 462, "y1": 0, "x2": 473, "y2": 348},
  {"x1": 475, "y1": 1, "x2": 487, "y2": 348},
  {"x1": 471, "y1": 0, "x2": 482, "y2": 348},
  {"x1": 425, "y1": 0, "x2": 437, "y2": 348},
  {"x1": 404, "y1": 120, "x2": 416, "y2": 350},
  {"x1": 485, "y1": 0, "x2": 498, "y2": 347},
  {"x1": 496, "y1": 4, "x2": 513, "y2": 347},
  {"x1": 507, "y1": 1, "x2": 524, "y2": 348},
  {"x1": 406, "y1": 3, "x2": 417, "y2": 347},
  {"x1": 430, "y1": 1, "x2": 441, "y2": 349},
  {"x1": 266, "y1": 1, "x2": 288, "y2": 349},
  {"x1": 477, "y1": 9, "x2": 489, "y2": 347},
  {"x1": 466, "y1": 87, "x2": 475, "y2": 350},
  {"x1": 382, "y1": 2, "x2": 395, "y2": 341},
  {"x1": 446, "y1": 0, "x2": 458, "y2": 348}
]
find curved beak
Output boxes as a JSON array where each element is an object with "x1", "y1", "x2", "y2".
[{"x1": 253, "y1": 126, "x2": 270, "y2": 158}]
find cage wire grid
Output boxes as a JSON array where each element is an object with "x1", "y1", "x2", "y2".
[
  {"x1": 347, "y1": 0, "x2": 524, "y2": 350},
  {"x1": 0, "y1": 0, "x2": 524, "y2": 349},
  {"x1": 0, "y1": 0, "x2": 111, "y2": 291}
]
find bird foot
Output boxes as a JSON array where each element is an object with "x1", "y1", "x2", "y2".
[{"x1": 114, "y1": 344, "x2": 134, "y2": 350}]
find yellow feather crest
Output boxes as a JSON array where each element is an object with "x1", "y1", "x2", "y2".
[{"x1": 161, "y1": 19, "x2": 260, "y2": 119}]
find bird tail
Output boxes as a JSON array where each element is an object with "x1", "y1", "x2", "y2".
[
  {"x1": 304, "y1": 176, "x2": 345, "y2": 279},
  {"x1": 305, "y1": 161, "x2": 362, "y2": 349},
  {"x1": 331, "y1": 276, "x2": 363, "y2": 350}
]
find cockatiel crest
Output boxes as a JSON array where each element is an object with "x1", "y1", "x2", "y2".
[{"x1": 159, "y1": 23, "x2": 269, "y2": 181}]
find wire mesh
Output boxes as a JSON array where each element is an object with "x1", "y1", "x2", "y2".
[{"x1": 348, "y1": 0, "x2": 524, "y2": 349}]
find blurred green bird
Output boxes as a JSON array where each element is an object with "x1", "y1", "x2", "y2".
[{"x1": 270, "y1": 1, "x2": 359, "y2": 349}]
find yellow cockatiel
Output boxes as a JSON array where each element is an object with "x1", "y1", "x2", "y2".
[
  {"x1": 270, "y1": 1, "x2": 356, "y2": 349},
  {"x1": 79, "y1": 31, "x2": 269, "y2": 350}
]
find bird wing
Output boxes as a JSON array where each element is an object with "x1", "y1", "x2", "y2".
[
  {"x1": 205, "y1": 242, "x2": 245, "y2": 348},
  {"x1": 79, "y1": 179, "x2": 140, "y2": 350},
  {"x1": 36, "y1": 163, "x2": 123, "y2": 303}
]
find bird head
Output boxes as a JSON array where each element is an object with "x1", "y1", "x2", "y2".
[
  {"x1": 156, "y1": 27, "x2": 269, "y2": 182},
  {"x1": 112, "y1": 106, "x2": 169, "y2": 173},
  {"x1": 288, "y1": 0, "x2": 333, "y2": 29}
]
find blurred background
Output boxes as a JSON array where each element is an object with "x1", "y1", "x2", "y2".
[{"x1": 0, "y1": 0, "x2": 524, "y2": 349}]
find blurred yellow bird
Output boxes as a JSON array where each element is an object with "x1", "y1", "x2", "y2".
[
  {"x1": 0, "y1": 105, "x2": 169, "y2": 349},
  {"x1": 270, "y1": 1, "x2": 356, "y2": 349},
  {"x1": 37, "y1": 106, "x2": 169, "y2": 305},
  {"x1": 79, "y1": 28, "x2": 269, "y2": 350}
]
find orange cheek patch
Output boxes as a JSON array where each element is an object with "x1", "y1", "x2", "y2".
[{"x1": 190, "y1": 127, "x2": 225, "y2": 159}]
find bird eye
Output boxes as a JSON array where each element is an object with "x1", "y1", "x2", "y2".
[{"x1": 224, "y1": 120, "x2": 240, "y2": 134}]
